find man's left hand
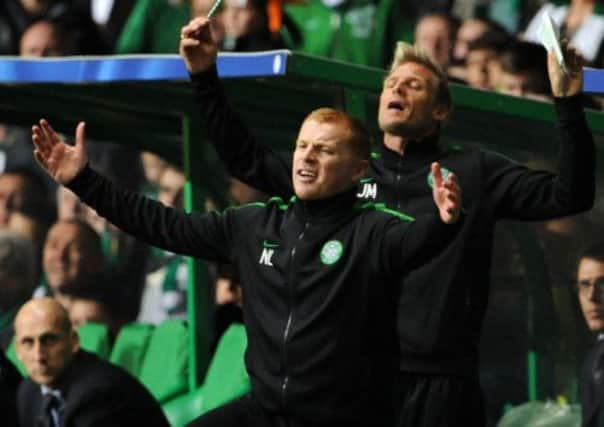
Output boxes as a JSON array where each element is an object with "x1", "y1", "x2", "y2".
[
  {"x1": 548, "y1": 40, "x2": 584, "y2": 97},
  {"x1": 431, "y1": 162, "x2": 461, "y2": 224}
]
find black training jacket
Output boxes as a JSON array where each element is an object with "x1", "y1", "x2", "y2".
[
  {"x1": 67, "y1": 166, "x2": 457, "y2": 427},
  {"x1": 190, "y1": 64, "x2": 596, "y2": 376}
]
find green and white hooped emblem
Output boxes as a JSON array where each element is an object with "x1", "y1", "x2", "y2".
[
  {"x1": 320, "y1": 240, "x2": 343, "y2": 265},
  {"x1": 427, "y1": 167, "x2": 452, "y2": 189}
]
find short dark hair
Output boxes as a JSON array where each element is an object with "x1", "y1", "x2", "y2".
[
  {"x1": 467, "y1": 30, "x2": 510, "y2": 54},
  {"x1": 578, "y1": 240, "x2": 604, "y2": 265},
  {"x1": 499, "y1": 41, "x2": 550, "y2": 95}
]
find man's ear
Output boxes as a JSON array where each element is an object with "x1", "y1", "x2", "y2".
[
  {"x1": 432, "y1": 103, "x2": 450, "y2": 122},
  {"x1": 71, "y1": 329, "x2": 80, "y2": 353}
]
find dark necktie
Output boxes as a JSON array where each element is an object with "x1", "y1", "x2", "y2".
[{"x1": 37, "y1": 393, "x2": 59, "y2": 427}]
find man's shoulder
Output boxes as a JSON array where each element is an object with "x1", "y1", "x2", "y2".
[
  {"x1": 17, "y1": 375, "x2": 39, "y2": 397},
  {"x1": 223, "y1": 196, "x2": 291, "y2": 218},
  {"x1": 65, "y1": 351, "x2": 143, "y2": 395},
  {"x1": 355, "y1": 201, "x2": 415, "y2": 223}
]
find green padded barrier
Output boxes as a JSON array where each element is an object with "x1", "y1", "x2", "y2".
[
  {"x1": 198, "y1": 323, "x2": 250, "y2": 415},
  {"x1": 139, "y1": 319, "x2": 189, "y2": 403},
  {"x1": 162, "y1": 387, "x2": 204, "y2": 427},
  {"x1": 109, "y1": 322, "x2": 154, "y2": 378},
  {"x1": 5, "y1": 338, "x2": 27, "y2": 376},
  {"x1": 77, "y1": 322, "x2": 110, "y2": 359}
]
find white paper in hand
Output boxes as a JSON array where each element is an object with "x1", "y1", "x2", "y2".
[{"x1": 535, "y1": 11, "x2": 567, "y2": 72}]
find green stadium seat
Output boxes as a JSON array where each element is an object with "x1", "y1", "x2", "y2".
[
  {"x1": 5, "y1": 338, "x2": 26, "y2": 376},
  {"x1": 109, "y1": 322, "x2": 154, "y2": 378},
  {"x1": 139, "y1": 319, "x2": 189, "y2": 403},
  {"x1": 162, "y1": 386, "x2": 204, "y2": 427},
  {"x1": 77, "y1": 322, "x2": 110, "y2": 359},
  {"x1": 161, "y1": 323, "x2": 250, "y2": 425},
  {"x1": 198, "y1": 323, "x2": 250, "y2": 414}
]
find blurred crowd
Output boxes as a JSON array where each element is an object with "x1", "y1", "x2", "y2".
[
  {"x1": 1, "y1": 0, "x2": 604, "y2": 103},
  {"x1": 0, "y1": 137, "x2": 254, "y2": 350}
]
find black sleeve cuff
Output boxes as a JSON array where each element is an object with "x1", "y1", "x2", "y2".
[
  {"x1": 189, "y1": 63, "x2": 220, "y2": 92},
  {"x1": 65, "y1": 164, "x2": 98, "y2": 197},
  {"x1": 554, "y1": 93, "x2": 585, "y2": 124}
]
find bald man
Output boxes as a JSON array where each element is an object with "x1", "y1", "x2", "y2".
[{"x1": 14, "y1": 298, "x2": 169, "y2": 427}]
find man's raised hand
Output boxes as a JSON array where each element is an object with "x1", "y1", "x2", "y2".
[
  {"x1": 179, "y1": 17, "x2": 219, "y2": 74},
  {"x1": 32, "y1": 119, "x2": 88, "y2": 185},
  {"x1": 548, "y1": 39, "x2": 584, "y2": 97},
  {"x1": 431, "y1": 162, "x2": 461, "y2": 224}
]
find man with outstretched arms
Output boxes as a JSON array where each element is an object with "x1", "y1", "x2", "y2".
[
  {"x1": 180, "y1": 17, "x2": 595, "y2": 426},
  {"x1": 31, "y1": 102, "x2": 461, "y2": 426}
]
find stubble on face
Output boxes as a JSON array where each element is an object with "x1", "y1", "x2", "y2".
[{"x1": 378, "y1": 62, "x2": 444, "y2": 141}]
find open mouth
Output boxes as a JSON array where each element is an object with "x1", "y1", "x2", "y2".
[
  {"x1": 297, "y1": 169, "x2": 317, "y2": 181},
  {"x1": 387, "y1": 101, "x2": 405, "y2": 111}
]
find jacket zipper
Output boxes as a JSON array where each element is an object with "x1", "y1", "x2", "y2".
[
  {"x1": 281, "y1": 220, "x2": 309, "y2": 410},
  {"x1": 395, "y1": 158, "x2": 403, "y2": 210}
]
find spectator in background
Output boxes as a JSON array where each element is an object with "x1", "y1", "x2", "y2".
[
  {"x1": 523, "y1": 0, "x2": 604, "y2": 66},
  {"x1": 0, "y1": 169, "x2": 53, "y2": 287},
  {"x1": 221, "y1": 0, "x2": 285, "y2": 52},
  {"x1": 139, "y1": 164, "x2": 188, "y2": 324},
  {"x1": 0, "y1": 0, "x2": 109, "y2": 55},
  {"x1": 576, "y1": 240, "x2": 604, "y2": 427},
  {"x1": 0, "y1": 168, "x2": 52, "y2": 230},
  {"x1": 494, "y1": 41, "x2": 551, "y2": 100},
  {"x1": 449, "y1": 18, "x2": 509, "y2": 84},
  {"x1": 14, "y1": 298, "x2": 170, "y2": 427},
  {"x1": 19, "y1": 19, "x2": 76, "y2": 57},
  {"x1": 414, "y1": 12, "x2": 457, "y2": 71},
  {"x1": 40, "y1": 219, "x2": 104, "y2": 309},
  {"x1": 0, "y1": 230, "x2": 36, "y2": 350},
  {"x1": 464, "y1": 30, "x2": 509, "y2": 90},
  {"x1": 0, "y1": 0, "x2": 67, "y2": 55},
  {"x1": 452, "y1": 17, "x2": 492, "y2": 65},
  {"x1": 220, "y1": 0, "x2": 284, "y2": 51}
]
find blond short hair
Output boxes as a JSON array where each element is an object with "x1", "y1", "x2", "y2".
[
  {"x1": 387, "y1": 42, "x2": 452, "y2": 111},
  {"x1": 304, "y1": 108, "x2": 371, "y2": 160}
]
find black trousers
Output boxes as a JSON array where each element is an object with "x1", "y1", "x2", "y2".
[
  {"x1": 187, "y1": 393, "x2": 391, "y2": 427},
  {"x1": 186, "y1": 395, "x2": 290, "y2": 427},
  {"x1": 396, "y1": 372, "x2": 486, "y2": 427}
]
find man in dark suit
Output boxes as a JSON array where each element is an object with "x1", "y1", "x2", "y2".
[
  {"x1": 0, "y1": 350, "x2": 21, "y2": 426},
  {"x1": 14, "y1": 297, "x2": 170, "y2": 427},
  {"x1": 577, "y1": 241, "x2": 604, "y2": 427}
]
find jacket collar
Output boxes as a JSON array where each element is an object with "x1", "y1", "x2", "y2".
[
  {"x1": 376, "y1": 132, "x2": 443, "y2": 172},
  {"x1": 292, "y1": 188, "x2": 358, "y2": 223}
]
